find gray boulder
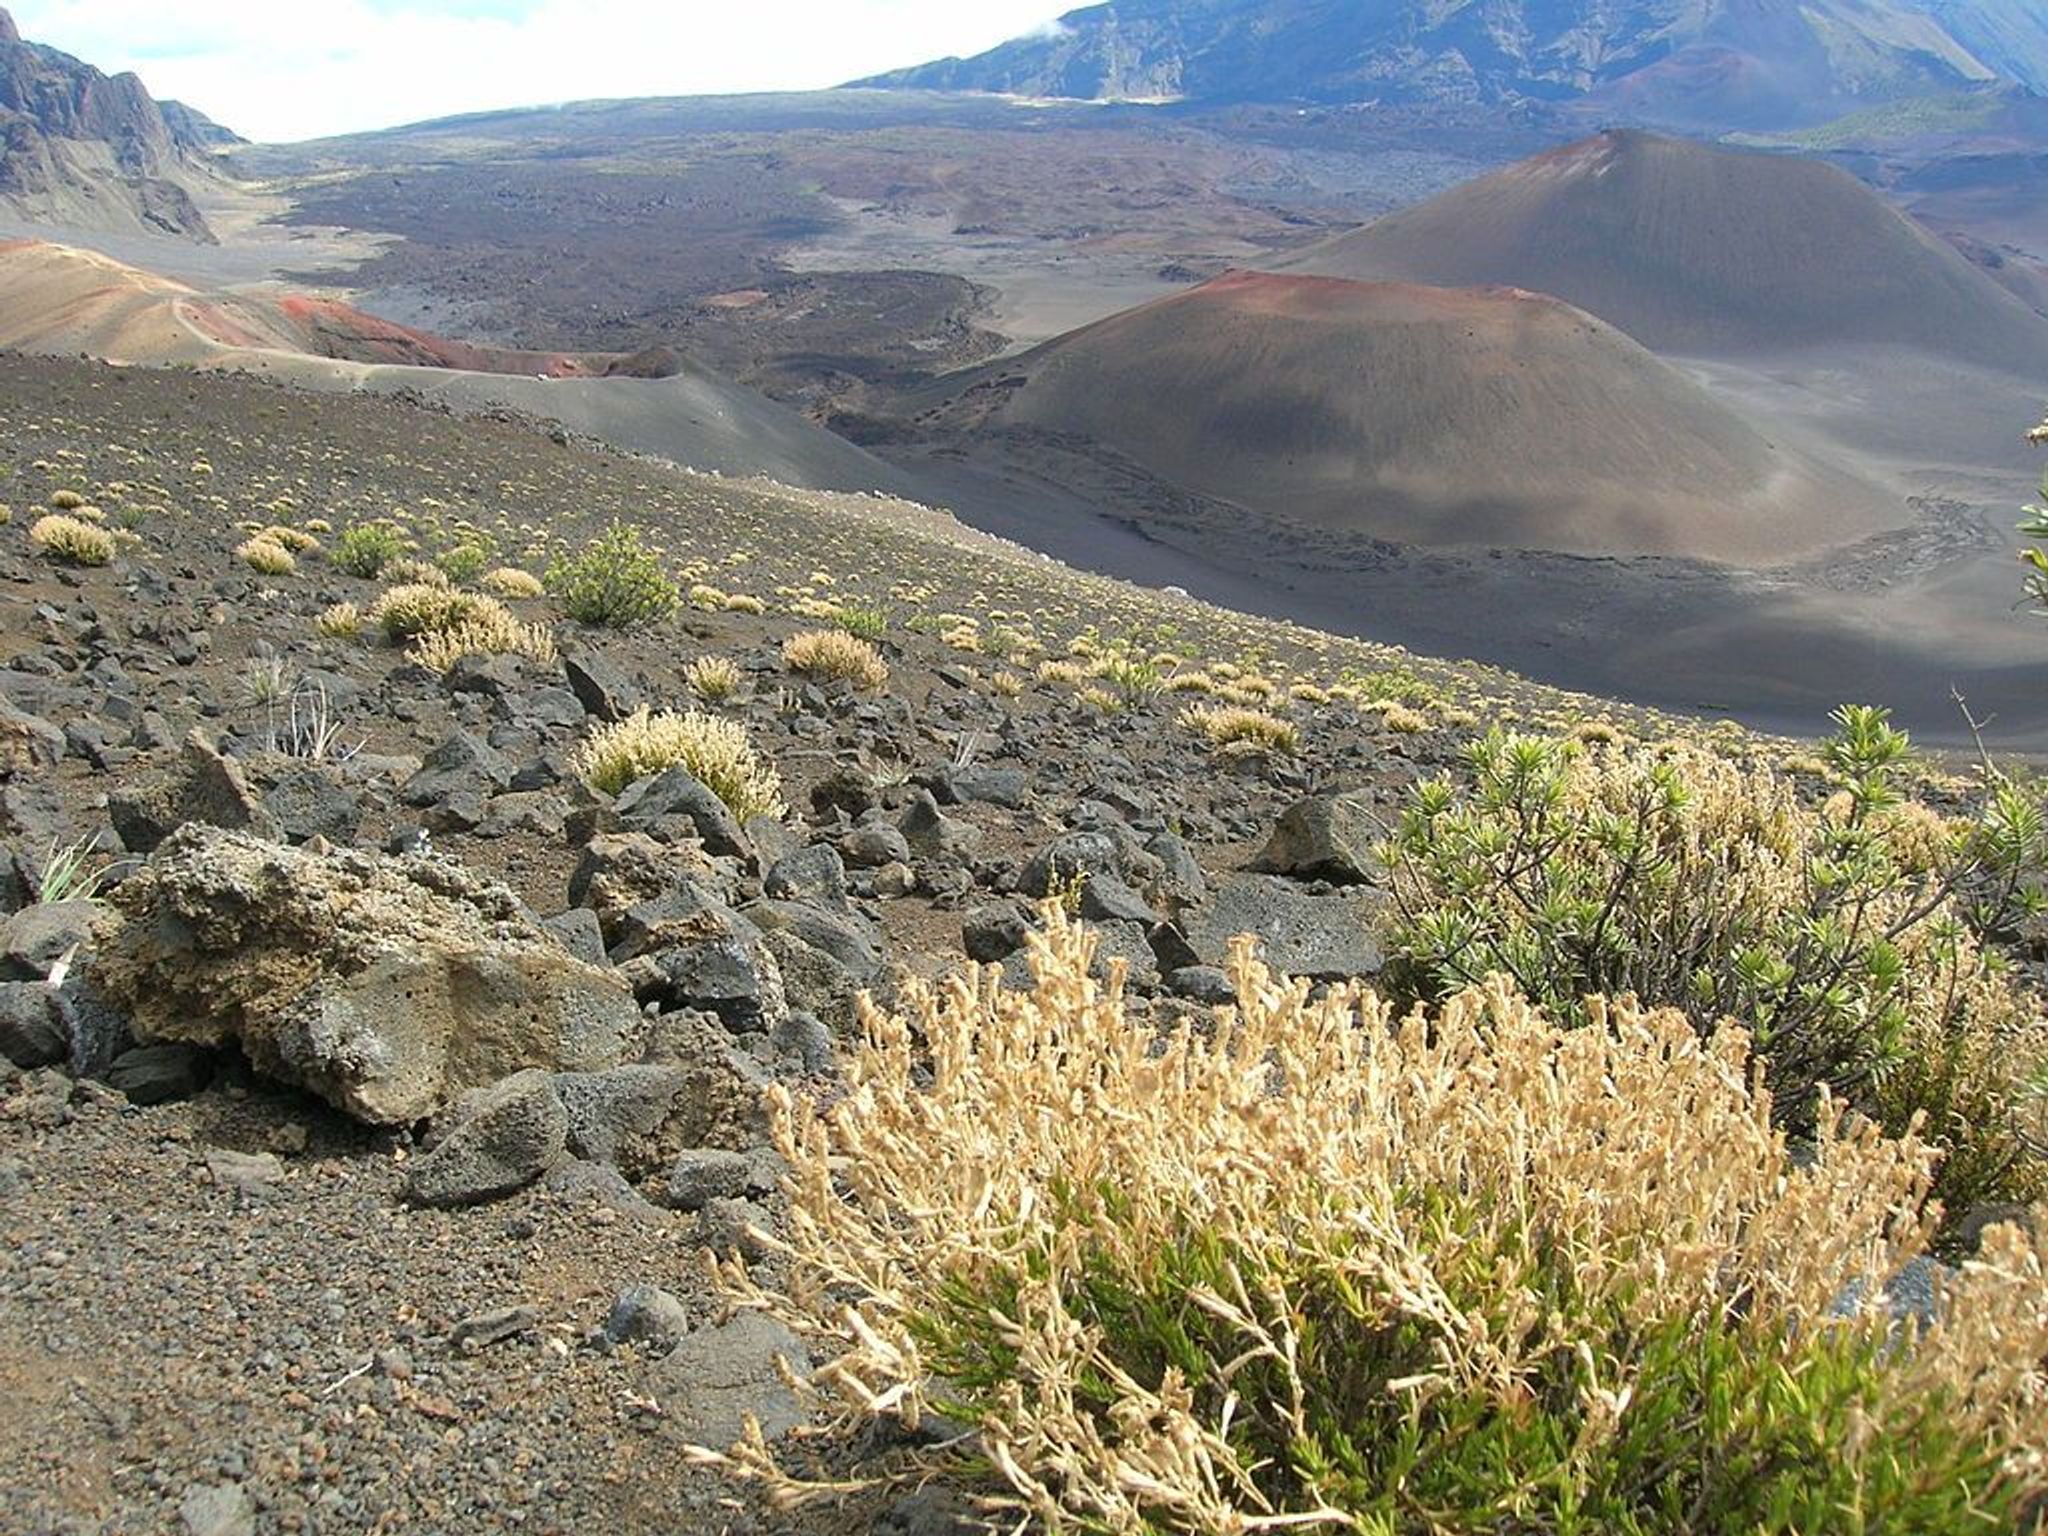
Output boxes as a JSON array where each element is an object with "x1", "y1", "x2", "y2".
[
  {"x1": 400, "y1": 731, "x2": 511, "y2": 809},
  {"x1": 763, "y1": 844, "x2": 848, "y2": 910},
  {"x1": 108, "y1": 731, "x2": 279, "y2": 854},
  {"x1": 1, "y1": 899, "x2": 98, "y2": 979},
  {"x1": 604, "y1": 1284, "x2": 693, "y2": 1352},
  {"x1": 406, "y1": 1070, "x2": 568, "y2": 1207},
  {"x1": 1252, "y1": 793, "x2": 1381, "y2": 884},
  {"x1": 256, "y1": 761, "x2": 363, "y2": 846},
  {"x1": 552, "y1": 1062, "x2": 752, "y2": 1178},
  {"x1": 649, "y1": 1310, "x2": 810, "y2": 1449},
  {"x1": 0, "y1": 696, "x2": 64, "y2": 777},
  {"x1": 617, "y1": 767, "x2": 749, "y2": 858},
  {"x1": 106, "y1": 1041, "x2": 212, "y2": 1105},
  {"x1": 1176, "y1": 876, "x2": 1384, "y2": 981},
  {"x1": 0, "y1": 982, "x2": 65, "y2": 1067}
]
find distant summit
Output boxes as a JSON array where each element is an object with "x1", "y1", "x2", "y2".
[
  {"x1": 857, "y1": 0, "x2": 2048, "y2": 131},
  {"x1": 0, "y1": 6, "x2": 233, "y2": 240},
  {"x1": 1290, "y1": 129, "x2": 2048, "y2": 373}
]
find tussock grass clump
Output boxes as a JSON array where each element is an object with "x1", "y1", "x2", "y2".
[
  {"x1": 408, "y1": 612, "x2": 557, "y2": 673},
  {"x1": 1382, "y1": 712, "x2": 2048, "y2": 1217},
  {"x1": 332, "y1": 521, "x2": 409, "y2": 578},
  {"x1": 314, "y1": 602, "x2": 363, "y2": 640},
  {"x1": 575, "y1": 707, "x2": 784, "y2": 819},
  {"x1": 1180, "y1": 703, "x2": 1300, "y2": 756},
  {"x1": 381, "y1": 556, "x2": 448, "y2": 589},
  {"x1": 370, "y1": 583, "x2": 502, "y2": 642},
  {"x1": 783, "y1": 630, "x2": 889, "y2": 691},
  {"x1": 685, "y1": 655, "x2": 745, "y2": 702},
  {"x1": 29, "y1": 514, "x2": 116, "y2": 567},
  {"x1": 547, "y1": 522, "x2": 678, "y2": 629},
  {"x1": 257, "y1": 525, "x2": 320, "y2": 553},
  {"x1": 235, "y1": 536, "x2": 296, "y2": 576},
  {"x1": 702, "y1": 908, "x2": 2048, "y2": 1531},
  {"x1": 480, "y1": 566, "x2": 545, "y2": 599}
]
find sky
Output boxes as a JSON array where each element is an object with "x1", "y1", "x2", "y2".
[{"x1": 9, "y1": 0, "x2": 1070, "y2": 143}]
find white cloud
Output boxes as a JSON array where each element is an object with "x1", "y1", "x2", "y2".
[{"x1": 7, "y1": 0, "x2": 1070, "y2": 141}]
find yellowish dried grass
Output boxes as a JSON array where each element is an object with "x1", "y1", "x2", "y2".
[
  {"x1": 1179, "y1": 703, "x2": 1299, "y2": 756},
  {"x1": 574, "y1": 706, "x2": 784, "y2": 820},
  {"x1": 28, "y1": 514, "x2": 115, "y2": 566},
  {"x1": 700, "y1": 908, "x2": 2048, "y2": 1531},
  {"x1": 783, "y1": 630, "x2": 889, "y2": 690}
]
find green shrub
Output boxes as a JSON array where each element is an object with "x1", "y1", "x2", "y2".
[
  {"x1": 435, "y1": 537, "x2": 495, "y2": 586},
  {"x1": 546, "y1": 522, "x2": 678, "y2": 629},
  {"x1": 832, "y1": 603, "x2": 888, "y2": 640},
  {"x1": 698, "y1": 907, "x2": 2048, "y2": 1532},
  {"x1": 1097, "y1": 653, "x2": 1164, "y2": 707},
  {"x1": 1380, "y1": 712, "x2": 2048, "y2": 1216},
  {"x1": 333, "y1": 522, "x2": 409, "y2": 578}
]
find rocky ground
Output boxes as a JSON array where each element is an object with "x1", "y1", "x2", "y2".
[{"x1": 0, "y1": 353, "x2": 1746, "y2": 1535}]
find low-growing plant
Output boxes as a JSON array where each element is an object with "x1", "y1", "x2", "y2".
[
  {"x1": 2021, "y1": 411, "x2": 2047, "y2": 612},
  {"x1": 435, "y1": 539, "x2": 494, "y2": 585},
  {"x1": 697, "y1": 908, "x2": 2048, "y2": 1531},
  {"x1": 1096, "y1": 653, "x2": 1164, "y2": 708},
  {"x1": 547, "y1": 522, "x2": 679, "y2": 629},
  {"x1": 574, "y1": 706, "x2": 784, "y2": 819},
  {"x1": 480, "y1": 565, "x2": 545, "y2": 599},
  {"x1": 235, "y1": 536, "x2": 296, "y2": 576},
  {"x1": 258, "y1": 525, "x2": 320, "y2": 553},
  {"x1": 408, "y1": 612, "x2": 557, "y2": 673},
  {"x1": 315, "y1": 602, "x2": 363, "y2": 640},
  {"x1": 260, "y1": 679, "x2": 363, "y2": 762},
  {"x1": 47, "y1": 488, "x2": 86, "y2": 511},
  {"x1": 382, "y1": 556, "x2": 449, "y2": 589},
  {"x1": 35, "y1": 832, "x2": 115, "y2": 904},
  {"x1": 370, "y1": 583, "x2": 499, "y2": 642},
  {"x1": 240, "y1": 650, "x2": 293, "y2": 707},
  {"x1": 685, "y1": 654, "x2": 745, "y2": 702},
  {"x1": 1381, "y1": 701, "x2": 1429, "y2": 733},
  {"x1": 832, "y1": 604, "x2": 889, "y2": 640},
  {"x1": 1381, "y1": 712, "x2": 2048, "y2": 1216},
  {"x1": 1180, "y1": 703, "x2": 1300, "y2": 756},
  {"x1": 28, "y1": 514, "x2": 115, "y2": 567},
  {"x1": 784, "y1": 629, "x2": 889, "y2": 690},
  {"x1": 332, "y1": 521, "x2": 409, "y2": 578}
]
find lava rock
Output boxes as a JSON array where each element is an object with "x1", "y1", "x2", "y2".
[
  {"x1": 1252, "y1": 792, "x2": 1381, "y2": 885},
  {"x1": 94, "y1": 827, "x2": 644, "y2": 1124},
  {"x1": 1174, "y1": 876, "x2": 1384, "y2": 981},
  {"x1": 405, "y1": 1070, "x2": 569, "y2": 1207}
]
